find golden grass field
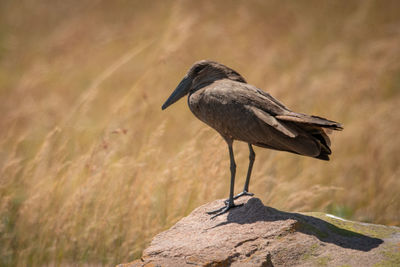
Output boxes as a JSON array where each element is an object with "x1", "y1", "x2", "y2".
[{"x1": 1, "y1": 0, "x2": 399, "y2": 265}]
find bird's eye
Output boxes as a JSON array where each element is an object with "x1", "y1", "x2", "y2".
[{"x1": 193, "y1": 65, "x2": 205, "y2": 74}]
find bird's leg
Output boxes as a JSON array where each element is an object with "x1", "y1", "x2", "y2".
[
  {"x1": 208, "y1": 141, "x2": 243, "y2": 217},
  {"x1": 227, "y1": 143, "x2": 255, "y2": 203},
  {"x1": 244, "y1": 144, "x2": 255, "y2": 193}
]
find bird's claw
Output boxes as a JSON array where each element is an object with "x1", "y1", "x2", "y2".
[
  {"x1": 223, "y1": 191, "x2": 254, "y2": 204},
  {"x1": 207, "y1": 202, "x2": 243, "y2": 219}
]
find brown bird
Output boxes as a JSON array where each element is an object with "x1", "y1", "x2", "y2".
[{"x1": 162, "y1": 60, "x2": 342, "y2": 217}]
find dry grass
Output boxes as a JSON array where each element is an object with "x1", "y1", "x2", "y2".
[{"x1": 0, "y1": 0, "x2": 400, "y2": 265}]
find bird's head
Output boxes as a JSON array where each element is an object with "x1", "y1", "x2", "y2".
[{"x1": 162, "y1": 60, "x2": 246, "y2": 110}]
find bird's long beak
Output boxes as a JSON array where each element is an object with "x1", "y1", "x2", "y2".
[{"x1": 162, "y1": 75, "x2": 192, "y2": 110}]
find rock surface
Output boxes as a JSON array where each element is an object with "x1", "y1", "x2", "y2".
[{"x1": 119, "y1": 197, "x2": 400, "y2": 267}]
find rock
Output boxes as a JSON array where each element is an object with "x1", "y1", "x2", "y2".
[{"x1": 119, "y1": 197, "x2": 400, "y2": 267}]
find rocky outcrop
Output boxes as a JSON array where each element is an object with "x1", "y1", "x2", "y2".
[{"x1": 119, "y1": 197, "x2": 400, "y2": 267}]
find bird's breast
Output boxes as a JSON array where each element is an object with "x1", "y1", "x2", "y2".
[
  {"x1": 187, "y1": 87, "x2": 255, "y2": 140},
  {"x1": 189, "y1": 88, "x2": 227, "y2": 130}
]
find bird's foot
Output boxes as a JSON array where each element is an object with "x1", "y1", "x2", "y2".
[
  {"x1": 234, "y1": 190, "x2": 254, "y2": 199},
  {"x1": 207, "y1": 202, "x2": 243, "y2": 219},
  {"x1": 224, "y1": 191, "x2": 254, "y2": 204}
]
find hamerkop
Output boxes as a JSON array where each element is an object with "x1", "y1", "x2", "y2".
[{"x1": 162, "y1": 60, "x2": 343, "y2": 217}]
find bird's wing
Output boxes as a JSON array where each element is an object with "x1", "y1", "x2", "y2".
[
  {"x1": 223, "y1": 81, "x2": 343, "y2": 130},
  {"x1": 251, "y1": 88, "x2": 289, "y2": 111},
  {"x1": 215, "y1": 80, "x2": 291, "y2": 115},
  {"x1": 210, "y1": 81, "x2": 299, "y2": 138},
  {"x1": 276, "y1": 113, "x2": 343, "y2": 130},
  {"x1": 246, "y1": 105, "x2": 298, "y2": 138}
]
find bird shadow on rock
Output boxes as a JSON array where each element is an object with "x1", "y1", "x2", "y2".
[{"x1": 211, "y1": 198, "x2": 383, "y2": 252}]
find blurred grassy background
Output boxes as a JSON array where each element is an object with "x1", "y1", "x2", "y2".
[{"x1": 1, "y1": 0, "x2": 399, "y2": 265}]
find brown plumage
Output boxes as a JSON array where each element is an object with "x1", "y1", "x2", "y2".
[{"x1": 162, "y1": 60, "x2": 343, "y2": 216}]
